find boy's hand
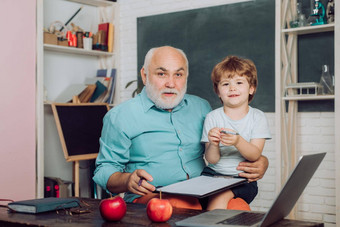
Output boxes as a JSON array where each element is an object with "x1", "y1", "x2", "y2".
[
  {"x1": 208, "y1": 127, "x2": 222, "y2": 146},
  {"x1": 220, "y1": 128, "x2": 239, "y2": 146}
]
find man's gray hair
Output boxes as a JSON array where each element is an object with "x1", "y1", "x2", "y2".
[{"x1": 143, "y1": 46, "x2": 189, "y2": 76}]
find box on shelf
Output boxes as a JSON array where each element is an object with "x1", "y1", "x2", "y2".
[
  {"x1": 285, "y1": 82, "x2": 322, "y2": 97},
  {"x1": 58, "y1": 39, "x2": 68, "y2": 47},
  {"x1": 43, "y1": 32, "x2": 58, "y2": 45},
  {"x1": 44, "y1": 177, "x2": 73, "y2": 198}
]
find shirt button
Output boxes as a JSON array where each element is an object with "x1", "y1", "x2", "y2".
[{"x1": 179, "y1": 148, "x2": 183, "y2": 151}]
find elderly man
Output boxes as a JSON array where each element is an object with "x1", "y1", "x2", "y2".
[{"x1": 93, "y1": 46, "x2": 268, "y2": 210}]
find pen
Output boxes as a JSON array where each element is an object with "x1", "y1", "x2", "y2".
[
  {"x1": 60, "y1": 6, "x2": 83, "y2": 31},
  {"x1": 221, "y1": 130, "x2": 239, "y2": 135},
  {"x1": 138, "y1": 178, "x2": 144, "y2": 186}
]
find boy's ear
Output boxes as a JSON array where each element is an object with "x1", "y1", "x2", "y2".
[{"x1": 249, "y1": 85, "x2": 255, "y2": 95}]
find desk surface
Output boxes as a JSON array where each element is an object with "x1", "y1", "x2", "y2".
[{"x1": 0, "y1": 198, "x2": 324, "y2": 227}]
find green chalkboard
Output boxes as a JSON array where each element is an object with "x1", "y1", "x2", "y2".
[
  {"x1": 137, "y1": 0, "x2": 275, "y2": 112},
  {"x1": 297, "y1": 31, "x2": 334, "y2": 112}
]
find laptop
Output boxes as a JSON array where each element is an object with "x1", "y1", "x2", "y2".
[{"x1": 175, "y1": 152, "x2": 326, "y2": 227}]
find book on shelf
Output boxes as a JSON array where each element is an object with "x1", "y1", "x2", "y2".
[
  {"x1": 85, "y1": 68, "x2": 116, "y2": 103},
  {"x1": 95, "y1": 22, "x2": 114, "y2": 52},
  {"x1": 108, "y1": 23, "x2": 114, "y2": 52},
  {"x1": 90, "y1": 80, "x2": 108, "y2": 103},
  {"x1": 54, "y1": 84, "x2": 88, "y2": 103},
  {"x1": 85, "y1": 74, "x2": 111, "y2": 90},
  {"x1": 96, "y1": 69, "x2": 112, "y2": 103},
  {"x1": 7, "y1": 197, "x2": 80, "y2": 214},
  {"x1": 97, "y1": 23, "x2": 108, "y2": 51},
  {"x1": 52, "y1": 68, "x2": 116, "y2": 104},
  {"x1": 78, "y1": 84, "x2": 96, "y2": 103},
  {"x1": 103, "y1": 68, "x2": 117, "y2": 104}
]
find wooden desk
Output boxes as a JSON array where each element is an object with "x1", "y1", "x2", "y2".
[{"x1": 0, "y1": 198, "x2": 323, "y2": 227}]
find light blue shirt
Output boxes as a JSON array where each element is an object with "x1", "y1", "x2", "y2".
[
  {"x1": 201, "y1": 106, "x2": 271, "y2": 175},
  {"x1": 93, "y1": 88, "x2": 212, "y2": 202}
]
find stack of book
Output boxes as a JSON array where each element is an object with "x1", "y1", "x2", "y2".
[
  {"x1": 54, "y1": 68, "x2": 116, "y2": 104},
  {"x1": 93, "y1": 22, "x2": 114, "y2": 52},
  {"x1": 87, "y1": 68, "x2": 116, "y2": 103}
]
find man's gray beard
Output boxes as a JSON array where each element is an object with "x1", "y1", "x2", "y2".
[{"x1": 145, "y1": 79, "x2": 187, "y2": 110}]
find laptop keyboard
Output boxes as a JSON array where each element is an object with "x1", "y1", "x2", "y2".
[{"x1": 217, "y1": 212, "x2": 265, "y2": 226}]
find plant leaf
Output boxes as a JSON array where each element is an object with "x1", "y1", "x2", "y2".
[{"x1": 125, "y1": 80, "x2": 137, "y2": 89}]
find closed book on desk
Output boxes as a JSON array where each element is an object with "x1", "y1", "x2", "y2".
[{"x1": 8, "y1": 197, "x2": 80, "y2": 214}]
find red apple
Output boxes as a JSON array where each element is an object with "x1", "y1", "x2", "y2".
[
  {"x1": 99, "y1": 196, "x2": 127, "y2": 221},
  {"x1": 146, "y1": 195, "x2": 173, "y2": 222}
]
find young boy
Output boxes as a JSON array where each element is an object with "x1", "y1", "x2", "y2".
[{"x1": 201, "y1": 56, "x2": 271, "y2": 210}]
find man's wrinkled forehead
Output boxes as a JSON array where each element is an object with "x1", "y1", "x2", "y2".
[
  {"x1": 155, "y1": 66, "x2": 186, "y2": 73},
  {"x1": 150, "y1": 48, "x2": 187, "y2": 70}
]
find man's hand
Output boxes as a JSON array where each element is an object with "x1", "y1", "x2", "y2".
[
  {"x1": 107, "y1": 169, "x2": 155, "y2": 195},
  {"x1": 237, "y1": 155, "x2": 268, "y2": 182},
  {"x1": 126, "y1": 169, "x2": 155, "y2": 196}
]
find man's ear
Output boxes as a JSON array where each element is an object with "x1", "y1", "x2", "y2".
[{"x1": 140, "y1": 67, "x2": 147, "y2": 85}]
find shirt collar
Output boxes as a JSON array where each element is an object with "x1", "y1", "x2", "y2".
[{"x1": 139, "y1": 87, "x2": 188, "y2": 113}]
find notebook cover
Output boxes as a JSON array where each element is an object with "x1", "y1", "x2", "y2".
[
  {"x1": 8, "y1": 197, "x2": 80, "y2": 214},
  {"x1": 156, "y1": 175, "x2": 246, "y2": 198}
]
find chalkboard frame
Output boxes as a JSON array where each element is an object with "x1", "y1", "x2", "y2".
[
  {"x1": 51, "y1": 103, "x2": 109, "y2": 162},
  {"x1": 137, "y1": 0, "x2": 275, "y2": 112}
]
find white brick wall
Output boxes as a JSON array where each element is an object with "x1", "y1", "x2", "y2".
[
  {"x1": 116, "y1": 1, "x2": 336, "y2": 226},
  {"x1": 296, "y1": 112, "x2": 336, "y2": 227}
]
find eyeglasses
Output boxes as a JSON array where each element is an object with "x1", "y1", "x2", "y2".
[
  {"x1": 0, "y1": 199, "x2": 14, "y2": 208},
  {"x1": 56, "y1": 200, "x2": 91, "y2": 216}
]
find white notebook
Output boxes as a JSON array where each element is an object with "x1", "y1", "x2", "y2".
[{"x1": 156, "y1": 175, "x2": 246, "y2": 198}]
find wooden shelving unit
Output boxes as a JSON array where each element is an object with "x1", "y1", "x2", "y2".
[
  {"x1": 44, "y1": 44, "x2": 114, "y2": 57},
  {"x1": 67, "y1": 0, "x2": 114, "y2": 7},
  {"x1": 276, "y1": 0, "x2": 339, "y2": 223},
  {"x1": 36, "y1": 0, "x2": 119, "y2": 198},
  {"x1": 282, "y1": 23, "x2": 334, "y2": 34},
  {"x1": 282, "y1": 95, "x2": 334, "y2": 101}
]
